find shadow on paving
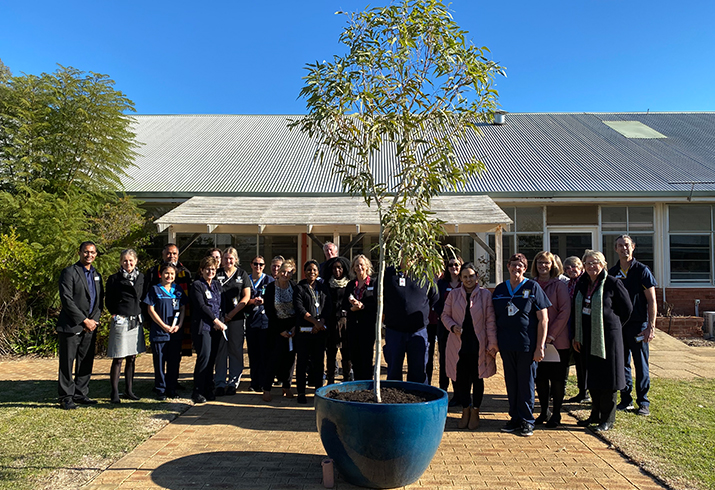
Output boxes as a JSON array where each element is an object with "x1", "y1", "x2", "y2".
[{"x1": 150, "y1": 451, "x2": 326, "y2": 489}]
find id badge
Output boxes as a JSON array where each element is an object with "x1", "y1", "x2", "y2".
[
  {"x1": 507, "y1": 302, "x2": 519, "y2": 316},
  {"x1": 205, "y1": 290, "x2": 212, "y2": 299},
  {"x1": 399, "y1": 277, "x2": 406, "y2": 287},
  {"x1": 582, "y1": 307, "x2": 591, "y2": 315},
  {"x1": 315, "y1": 302, "x2": 320, "y2": 309},
  {"x1": 522, "y1": 289, "x2": 530, "y2": 299}
]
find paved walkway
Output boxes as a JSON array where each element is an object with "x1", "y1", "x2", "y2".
[{"x1": 2, "y1": 333, "x2": 713, "y2": 489}]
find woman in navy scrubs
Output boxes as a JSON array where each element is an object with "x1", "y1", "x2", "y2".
[{"x1": 492, "y1": 253, "x2": 550, "y2": 437}]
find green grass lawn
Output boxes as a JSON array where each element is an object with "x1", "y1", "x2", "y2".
[
  {"x1": 569, "y1": 377, "x2": 715, "y2": 490},
  {"x1": 0, "y1": 376, "x2": 189, "y2": 489}
]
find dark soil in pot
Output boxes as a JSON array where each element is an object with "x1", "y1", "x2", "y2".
[{"x1": 325, "y1": 386, "x2": 441, "y2": 403}]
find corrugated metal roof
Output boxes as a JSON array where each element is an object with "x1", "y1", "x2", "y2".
[{"x1": 123, "y1": 113, "x2": 715, "y2": 197}]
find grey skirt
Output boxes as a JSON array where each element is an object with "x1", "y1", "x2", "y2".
[{"x1": 107, "y1": 315, "x2": 146, "y2": 358}]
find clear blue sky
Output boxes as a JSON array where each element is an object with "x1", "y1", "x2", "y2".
[{"x1": 2, "y1": 0, "x2": 714, "y2": 115}]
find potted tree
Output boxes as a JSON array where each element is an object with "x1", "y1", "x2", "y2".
[{"x1": 291, "y1": 1, "x2": 504, "y2": 487}]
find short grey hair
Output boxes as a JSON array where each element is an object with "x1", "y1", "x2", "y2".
[
  {"x1": 582, "y1": 249, "x2": 607, "y2": 269},
  {"x1": 120, "y1": 248, "x2": 138, "y2": 261}
]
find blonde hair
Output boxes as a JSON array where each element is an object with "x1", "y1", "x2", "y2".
[
  {"x1": 531, "y1": 251, "x2": 560, "y2": 279},
  {"x1": 582, "y1": 250, "x2": 607, "y2": 269},
  {"x1": 223, "y1": 247, "x2": 239, "y2": 264},
  {"x1": 350, "y1": 254, "x2": 374, "y2": 278},
  {"x1": 280, "y1": 258, "x2": 296, "y2": 272}
]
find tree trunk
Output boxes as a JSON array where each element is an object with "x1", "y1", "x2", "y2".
[{"x1": 373, "y1": 222, "x2": 386, "y2": 403}]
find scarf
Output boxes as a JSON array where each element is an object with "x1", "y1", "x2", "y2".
[
  {"x1": 329, "y1": 276, "x2": 350, "y2": 289},
  {"x1": 574, "y1": 272, "x2": 606, "y2": 359},
  {"x1": 121, "y1": 267, "x2": 140, "y2": 285}
]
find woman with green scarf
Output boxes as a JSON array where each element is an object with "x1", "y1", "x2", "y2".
[{"x1": 572, "y1": 250, "x2": 632, "y2": 432}]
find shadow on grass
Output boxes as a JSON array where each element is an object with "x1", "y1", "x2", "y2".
[{"x1": 146, "y1": 451, "x2": 326, "y2": 490}]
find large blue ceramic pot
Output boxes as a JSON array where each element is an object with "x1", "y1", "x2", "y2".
[{"x1": 314, "y1": 380, "x2": 448, "y2": 489}]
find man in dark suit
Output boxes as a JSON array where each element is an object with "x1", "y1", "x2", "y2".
[{"x1": 57, "y1": 241, "x2": 104, "y2": 409}]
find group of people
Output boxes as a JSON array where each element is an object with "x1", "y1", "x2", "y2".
[
  {"x1": 57, "y1": 236, "x2": 657, "y2": 439},
  {"x1": 429, "y1": 234, "x2": 656, "y2": 436},
  {"x1": 56, "y1": 241, "x2": 382, "y2": 407}
]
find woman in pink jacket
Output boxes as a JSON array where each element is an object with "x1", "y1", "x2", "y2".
[
  {"x1": 441, "y1": 263, "x2": 498, "y2": 430},
  {"x1": 532, "y1": 251, "x2": 572, "y2": 428}
]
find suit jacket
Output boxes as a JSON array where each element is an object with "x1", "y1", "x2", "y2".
[{"x1": 56, "y1": 261, "x2": 104, "y2": 334}]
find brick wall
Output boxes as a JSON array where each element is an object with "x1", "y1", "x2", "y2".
[
  {"x1": 655, "y1": 316, "x2": 704, "y2": 338},
  {"x1": 656, "y1": 287, "x2": 715, "y2": 316}
]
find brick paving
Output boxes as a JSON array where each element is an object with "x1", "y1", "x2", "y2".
[{"x1": 2, "y1": 333, "x2": 712, "y2": 489}]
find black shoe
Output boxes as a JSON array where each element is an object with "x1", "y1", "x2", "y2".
[
  {"x1": 617, "y1": 400, "x2": 634, "y2": 411},
  {"x1": 225, "y1": 385, "x2": 236, "y2": 396},
  {"x1": 215, "y1": 387, "x2": 226, "y2": 397},
  {"x1": 593, "y1": 422, "x2": 613, "y2": 432},
  {"x1": 637, "y1": 405, "x2": 650, "y2": 416},
  {"x1": 124, "y1": 392, "x2": 140, "y2": 401},
  {"x1": 73, "y1": 396, "x2": 98, "y2": 405},
  {"x1": 534, "y1": 410, "x2": 551, "y2": 425},
  {"x1": 448, "y1": 396, "x2": 460, "y2": 408},
  {"x1": 167, "y1": 391, "x2": 178, "y2": 398},
  {"x1": 157, "y1": 393, "x2": 167, "y2": 401},
  {"x1": 248, "y1": 385, "x2": 259, "y2": 392},
  {"x1": 60, "y1": 399, "x2": 77, "y2": 410},
  {"x1": 192, "y1": 393, "x2": 207, "y2": 404},
  {"x1": 500, "y1": 419, "x2": 521, "y2": 433},
  {"x1": 520, "y1": 422, "x2": 534, "y2": 437},
  {"x1": 297, "y1": 394, "x2": 307, "y2": 404},
  {"x1": 110, "y1": 392, "x2": 121, "y2": 404},
  {"x1": 205, "y1": 392, "x2": 216, "y2": 401},
  {"x1": 577, "y1": 417, "x2": 596, "y2": 427},
  {"x1": 567, "y1": 392, "x2": 589, "y2": 403},
  {"x1": 546, "y1": 415, "x2": 561, "y2": 428}
]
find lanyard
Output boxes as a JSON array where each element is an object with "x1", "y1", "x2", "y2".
[{"x1": 308, "y1": 284, "x2": 321, "y2": 316}]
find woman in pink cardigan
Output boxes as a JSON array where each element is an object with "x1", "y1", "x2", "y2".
[
  {"x1": 531, "y1": 251, "x2": 572, "y2": 428},
  {"x1": 441, "y1": 263, "x2": 498, "y2": 430}
]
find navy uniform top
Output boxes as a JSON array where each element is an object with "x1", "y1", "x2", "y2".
[
  {"x1": 245, "y1": 273, "x2": 274, "y2": 329},
  {"x1": 493, "y1": 278, "x2": 551, "y2": 352},
  {"x1": 190, "y1": 278, "x2": 222, "y2": 333},
  {"x1": 143, "y1": 283, "x2": 187, "y2": 342},
  {"x1": 216, "y1": 267, "x2": 251, "y2": 321},
  {"x1": 382, "y1": 267, "x2": 439, "y2": 333},
  {"x1": 608, "y1": 259, "x2": 657, "y2": 333}
]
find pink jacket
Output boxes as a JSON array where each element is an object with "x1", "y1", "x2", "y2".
[
  {"x1": 537, "y1": 278, "x2": 572, "y2": 349},
  {"x1": 441, "y1": 285, "x2": 497, "y2": 381}
]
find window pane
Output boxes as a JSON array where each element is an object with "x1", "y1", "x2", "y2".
[
  {"x1": 547, "y1": 206, "x2": 598, "y2": 225},
  {"x1": 234, "y1": 235, "x2": 258, "y2": 265},
  {"x1": 260, "y1": 235, "x2": 298, "y2": 264},
  {"x1": 670, "y1": 206, "x2": 711, "y2": 232},
  {"x1": 670, "y1": 235, "x2": 710, "y2": 282},
  {"x1": 628, "y1": 207, "x2": 654, "y2": 231},
  {"x1": 603, "y1": 234, "x2": 655, "y2": 273},
  {"x1": 516, "y1": 207, "x2": 543, "y2": 232},
  {"x1": 517, "y1": 234, "x2": 544, "y2": 267},
  {"x1": 602, "y1": 207, "x2": 627, "y2": 231}
]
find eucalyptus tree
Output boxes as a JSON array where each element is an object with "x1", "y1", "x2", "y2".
[{"x1": 292, "y1": 0, "x2": 504, "y2": 400}]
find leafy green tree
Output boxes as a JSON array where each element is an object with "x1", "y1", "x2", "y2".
[
  {"x1": 0, "y1": 65, "x2": 148, "y2": 354},
  {"x1": 291, "y1": 0, "x2": 504, "y2": 399},
  {"x1": 0, "y1": 65, "x2": 138, "y2": 194}
]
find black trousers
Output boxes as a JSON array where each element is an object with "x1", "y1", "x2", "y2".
[
  {"x1": 152, "y1": 335, "x2": 182, "y2": 394},
  {"x1": 263, "y1": 332, "x2": 296, "y2": 390},
  {"x1": 246, "y1": 327, "x2": 269, "y2": 391},
  {"x1": 454, "y1": 345, "x2": 484, "y2": 408},
  {"x1": 589, "y1": 388, "x2": 618, "y2": 425},
  {"x1": 58, "y1": 330, "x2": 96, "y2": 402},
  {"x1": 427, "y1": 322, "x2": 450, "y2": 390},
  {"x1": 347, "y1": 325, "x2": 375, "y2": 381},
  {"x1": 192, "y1": 328, "x2": 221, "y2": 397},
  {"x1": 295, "y1": 331, "x2": 326, "y2": 394},
  {"x1": 535, "y1": 347, "x2": 570, "y2": 418}
]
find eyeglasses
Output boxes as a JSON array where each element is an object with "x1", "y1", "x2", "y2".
[
  {"x1": 584, "y1": 261, "x2": 601, "y2": 266},
  {"x1": 448, "y1": 262, "x2": 460, "y2": 268},
  {"x1": 253, "y1": 262, "x2": 265, "y2": 267}
]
